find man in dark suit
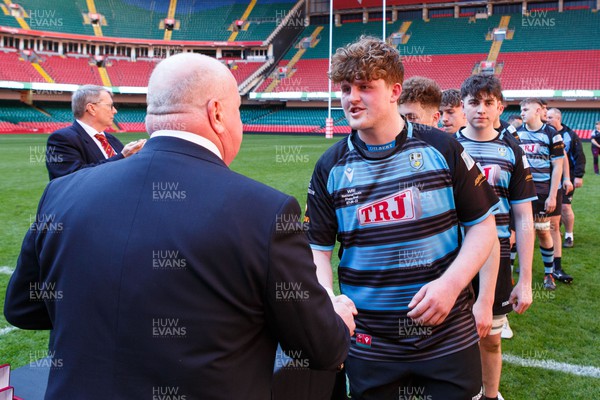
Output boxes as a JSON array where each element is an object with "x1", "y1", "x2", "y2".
[
  {"x1": 45, "y1": 84, "x2": 145, "y2": 180},
  {"x1": 5, "y1": 53, "x2": 355, "y2": 400}
]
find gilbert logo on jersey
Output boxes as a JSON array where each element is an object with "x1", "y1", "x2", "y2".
[{"x1": 357, "y1": 188, "x2": 422, "y2": 225}]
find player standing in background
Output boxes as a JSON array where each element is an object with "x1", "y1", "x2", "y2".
[
  {"x1": 591, "y1": 121, "x2": 600, "y2": 175},
  {"x1": 305, "y1": 36, "x2": 499, "y2": 399},
  {"x1": 398, "y1": 76, "x2": 442, "y2": 127},
  {"x1": 456, "y1": 75, "x2": 536, "y2": 400},
  {"x1": 540, "y1": 99, "x2": 549, "y2": 123},
  {"x1": 547, "y1": 108, "x2": 586, "y2": 249},
  {"x1": 517, "y1": 98, "x2": 565, "y2": 290},
  {"x1": 439, "y1": 89, "x2": 467, "y2": 134}
]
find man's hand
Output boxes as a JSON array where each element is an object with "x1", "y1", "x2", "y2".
[
  {"x1": 122, "y1": 139, "x2": 146, "y2": 157},
  {"x1": 544, "y1": 194, "x2": 557, "y2": 214},
  {"x1": 472, "y1": 300, "x2": 492, "y2": 338},
  {"x1": 331, "y1": 295, "x2": 357, "y2": 336},
  {"x1": 510, "y1": 281, "x2": 533, "y2": 314},
  {"x1": 407, "y1": 278, "x2": 460, "y2": 326},
  {"x1": 574, "y1": 177, "x2": 583, "y2": 189},
  {"x1": 562, "y1": 179, "x2": 574, "y2": 195}
]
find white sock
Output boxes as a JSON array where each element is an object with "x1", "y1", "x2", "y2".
[{"x1": 565, "y1": 232, "x2": 574, "y2": 240}]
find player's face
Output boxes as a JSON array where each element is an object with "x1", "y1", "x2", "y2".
[
  {"x1": 398, "y1": 101, "x2": 439, "y2": 127},
  {"x1": 520, "y1": 103, "x2": 540, "y2": 125},
  {"x1": 541, "y1": 104, "x2": 548, "y2": 122},
  {"x1": 462, "y1": 94, "x2": 501, "y2": 131},
  {"x1": 440, "y1": 105, "x2": 466, "y2": 134},
  {"x1": 341, "y1": 79, "x2": 399, "y2": 134},
  {"x1": 546, "y1": 110, "x2": 560, "y2": 130}
]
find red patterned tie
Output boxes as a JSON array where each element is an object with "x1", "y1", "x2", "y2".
[{"x1": 94, "y1": 133, "x2": 116, "y2": 157}]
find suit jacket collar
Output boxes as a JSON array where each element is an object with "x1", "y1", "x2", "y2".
[
  {"x1": 73, "y1": 120, "x2": 106, "y2": 160},
  {"x1": 142, "y1": 136, "x2": 228, "y2": 168}
]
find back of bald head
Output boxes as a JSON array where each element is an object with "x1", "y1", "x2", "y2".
[{"x1": 146, "y1": 53, "x2": 232, "y2": 133}]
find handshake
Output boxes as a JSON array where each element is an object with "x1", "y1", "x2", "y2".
[{"x1": 327, "y1": 291, "x2": 357, "y2": 336}]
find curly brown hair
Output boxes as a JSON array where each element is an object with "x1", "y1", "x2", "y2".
[
  {"x1": 398, "y1": 76, "x2": 442, "y2": 108},
  {"x1": 329, "y1": 36, "x2": 404, "y2": 86}
]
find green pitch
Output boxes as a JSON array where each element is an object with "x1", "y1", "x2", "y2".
[{"x1": 1, "y1": 133, "x2": 599, "y2": 398}]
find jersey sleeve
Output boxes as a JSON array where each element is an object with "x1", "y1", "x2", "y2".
[
  {"x1": 549, "y1": 128, "x2": 565, "y2": 160},
  {"x1": 449, "y1": 141, "x2": 500, "y2": 226},
  {"x1": 571, "y1": 132, "x2": 586, "y2": 178},
  {"x1": 508, "y1": 143, "x2": 538, "y2": 204},
  {"x1": 305, "y1": 157, "x2": 338, "y2": 251}
]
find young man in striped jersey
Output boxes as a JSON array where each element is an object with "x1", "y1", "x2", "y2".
[
  {"x1": 398, "y1": 76, "x2": 442, "y2": 127},
  {"x1": 517, "y1": 98, "x2": 565, "y2": 290},
  {"x1": 305, "y1": 36, "x2": 499, "y2": 400},
  {"x1": 456, "y1": 75, "x2": 536, "y2": 400},
  {"x1": 440, "y1": 88, "x2": 467, "y2": 135},
  {"x1": 547, "y1": 107, "x2": 586, "y2": 250}
]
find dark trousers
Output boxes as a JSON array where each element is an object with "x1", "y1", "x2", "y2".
[{"x1": 345, "y1": 343, "x2": 482, "y2": 400}]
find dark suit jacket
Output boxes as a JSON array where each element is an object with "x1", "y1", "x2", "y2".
[
  {"x1": 5, "y1": 136, "x2": 350, "y2": 400},
  {"x1": 45, "y1": 120, "x2": 125, "y2": 180}
]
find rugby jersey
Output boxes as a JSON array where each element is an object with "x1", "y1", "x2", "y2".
[
  {"x1": 457, "y1": 130, "x2": 537, "y2": 240},
  {"x1": 558, "y1": 125, "x2": 586, "y2": 179},
  {"x1": 516, "y1": 123, "x2": 564, "y2": 195},
  {"x1": 306, "y1": 122, "x2": 499, "y2": 362}
]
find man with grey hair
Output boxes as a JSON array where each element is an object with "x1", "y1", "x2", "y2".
[
  {"x1": 45, "y1": 84, "x2": 145, "y2": 180},
  {"x1": 6, "y1": 53, "x2": 354, "y2": 399}
]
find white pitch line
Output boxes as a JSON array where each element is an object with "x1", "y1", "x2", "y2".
[
  {"x1": 0, "y1": 266, "x2": 14, "y2": 275},
  {"x1": 0, "y1": 326, "x2": 18, "y2": 336},
  {"x1": 503, "y1": 353, "x2": 600, "y2": 378}
]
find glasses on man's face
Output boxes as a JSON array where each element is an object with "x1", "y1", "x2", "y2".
[{"x1": 91, "y1": 102, "x2": 116, "y2": 110}]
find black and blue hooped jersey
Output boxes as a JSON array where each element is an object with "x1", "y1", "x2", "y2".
[
  {"x1": 516, "y1": 123, "x2": 564, "y2": 195},
  {"x1": 305, "y1": 122, "x2": 499, "y2": 362},
  {"x1": 457, "y1": 130, "x2": 537, "y2": 239}
]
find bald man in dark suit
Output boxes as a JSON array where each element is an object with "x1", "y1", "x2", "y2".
[{"x1": 6, "y1": 53, "x2": 355, "y2": 400}]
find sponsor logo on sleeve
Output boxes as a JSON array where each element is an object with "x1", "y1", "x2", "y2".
[
  {"x1": 553, "y1": 135, "x2": 563, "y2": 143},
  {"x1": 461, "y1": 150, "x2": 475, "y2": 170}
]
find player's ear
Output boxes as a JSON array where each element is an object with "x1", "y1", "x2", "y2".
[{"x1": 391, "y1": 83, "x2": 402, "y2": 104}]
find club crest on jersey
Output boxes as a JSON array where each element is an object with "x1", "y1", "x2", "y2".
[
  {"x1": 498, "y1": 147, "x2": 507, "y2": 157},
  {"x1": 357, "y1": 188, "x2": 422, "y2": 225},
  {"x1": 409, "y1": 152, "x2": 424, "y2": 170},
  {"x1": 481, "y1": 164, "x2": 501, "y2": 185}
]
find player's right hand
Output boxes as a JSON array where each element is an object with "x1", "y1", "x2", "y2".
[{"x1": 331, "y1": 295, "x2": 357, "y2": 336}]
